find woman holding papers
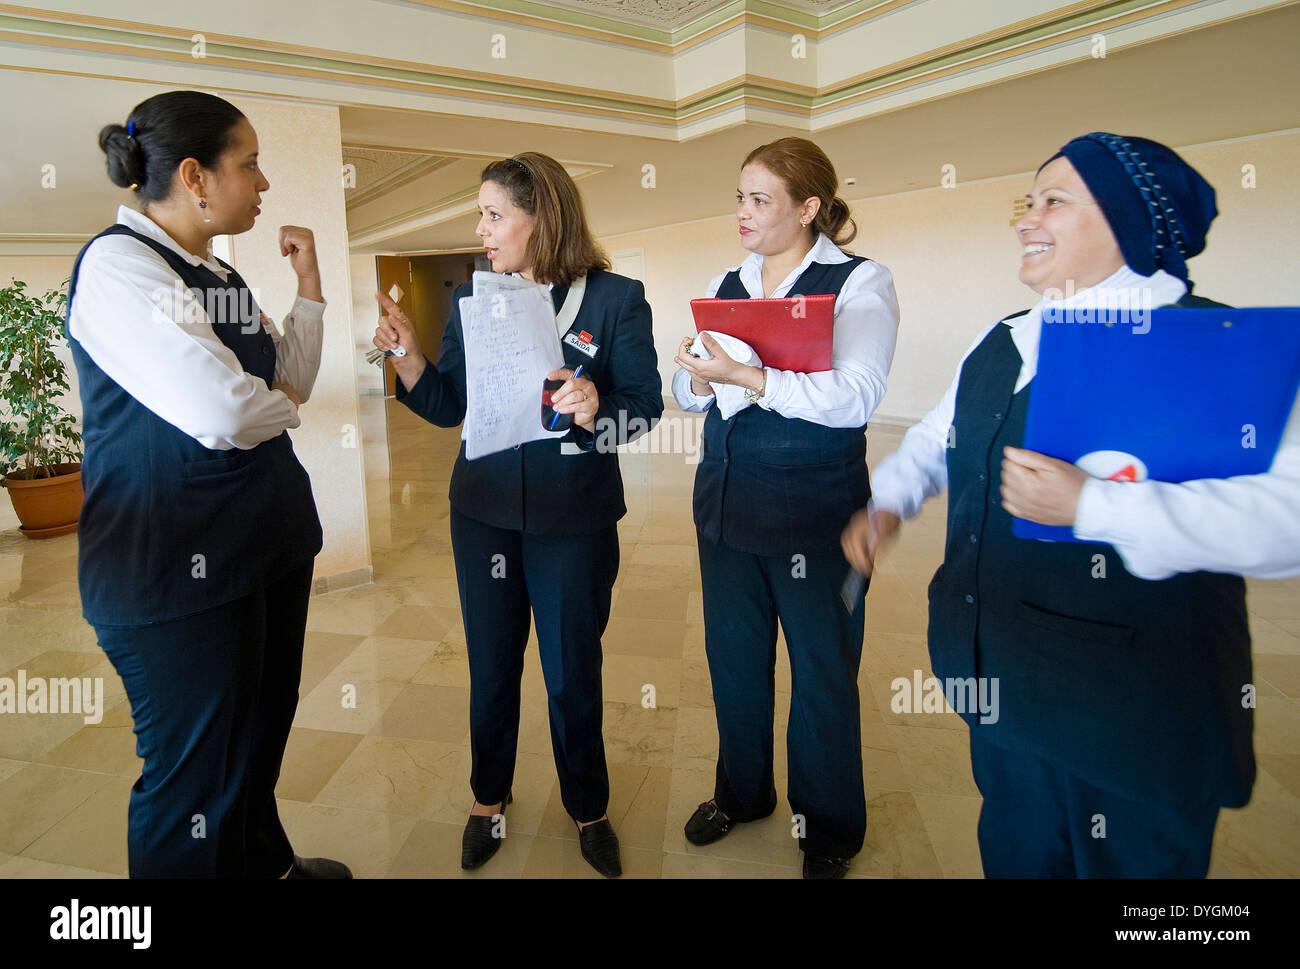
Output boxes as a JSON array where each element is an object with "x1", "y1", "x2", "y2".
[
  {"x1": 843, "y1": 132, "x2": 1300, "y2": 877},
  {"x1": 671, "y1": 137, "x2": 900, "y2": 878},
  {"x1": 69, "y1": 91, "x2": 347, "y2": 877},
  {"x1": 372, "y1": 152, "x2": 662, "y2": 877}
]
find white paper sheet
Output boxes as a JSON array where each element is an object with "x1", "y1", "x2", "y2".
[
  {"x1": 459, "y1": 284, "x2": 566, "y2": 460},
  {"x1": 471, "y1": 269, "x2": 538, "y2": 298}
]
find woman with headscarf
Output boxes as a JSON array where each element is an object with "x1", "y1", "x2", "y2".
[{"x1": 842, "y1": 132, "x2": 1300, "y2": 877}]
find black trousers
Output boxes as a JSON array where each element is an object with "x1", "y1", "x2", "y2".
[
  {"x1": 95, "y1": 561, "x2": 314, "y2": 878},
  {"x1": 450, "y1": 508, "x2": 618, "y2": 824},
  {"x1": 697, "y1": 533, "x2": 868, "y2": 858},
  {"x1": 969, "y1": 728, "x2": 1221, "y2": 877}
]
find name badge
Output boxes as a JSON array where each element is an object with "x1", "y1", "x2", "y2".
[{"x1": 563, "y1": 329, "x2": 599, "y2": 358}]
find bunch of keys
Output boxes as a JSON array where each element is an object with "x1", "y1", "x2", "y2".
[{"x1": 365, "y1": 345, "x2": 407, "y2": 365}]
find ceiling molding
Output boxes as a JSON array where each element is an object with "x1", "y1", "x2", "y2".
[
  {"x1": 1, "y1": 1, "x2": 1291, "y2": 140},
  {"x1": 348, "y1": 161, "x2": 609, "y2": 249},
  {"x1": 0, "y1": 233, "x2": 90, "y2": 256},
  {"x1": 397, "y1": 0, "x2": 908, "y2": 50}
]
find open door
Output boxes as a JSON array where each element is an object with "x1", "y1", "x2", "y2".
[{"x1": 375, "y1": 256, "x2": 414, "y2": 398}]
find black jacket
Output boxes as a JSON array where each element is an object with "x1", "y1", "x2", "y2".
[{"x1": 396, "y1": 268, "x2": 662, "y2": 534}]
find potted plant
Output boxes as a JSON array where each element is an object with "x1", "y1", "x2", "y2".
[{"x1": 0, "y1": 277, "x2": 84, "y2": 538}]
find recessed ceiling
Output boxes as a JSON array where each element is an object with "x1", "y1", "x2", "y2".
[
  {"x1": 1, "y1": 4, "x2": 1296, "y2": 255},
  {"x1": 338, "y1": 3, "x2": 1300, "y2": 252}
]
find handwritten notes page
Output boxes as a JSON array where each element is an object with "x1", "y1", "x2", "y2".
[{"x1": 459, "y1": 279, "x2": 565, "y2": 460}]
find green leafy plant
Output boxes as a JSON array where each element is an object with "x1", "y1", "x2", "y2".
[{"x1": 0, "y1": 277, "x2": 83, "y2": 480}]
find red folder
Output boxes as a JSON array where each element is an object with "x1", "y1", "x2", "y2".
[{"x1": 690, "y1": 294, "x2": 836, "y2": 372}]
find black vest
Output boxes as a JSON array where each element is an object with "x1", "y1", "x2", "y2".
[
  {"x1": 693, "y1": 257, "x2": 871, "y2": 556},
  {"x1": 927, "y1": 301, "x2": 1254, "y2": 808},
  {"x1": 66, "y1": 224, "x2": 323, "y2": 626}
]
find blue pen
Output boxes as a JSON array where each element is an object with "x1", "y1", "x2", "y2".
[{"x1": 550, "y1": 364, "x2": 584, "y2": 430}]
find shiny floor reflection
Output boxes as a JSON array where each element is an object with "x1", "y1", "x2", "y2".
[{"x1": 1, "y1": 397, "x2": 1298, "y2": 878}]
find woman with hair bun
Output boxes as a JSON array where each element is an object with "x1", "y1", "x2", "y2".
[
  {"x1": 671, "y1": 137, "x2": 900, "y2": 878},
  {"x1": 69, "y1": 90, "x2": 347, "y2": 878}
]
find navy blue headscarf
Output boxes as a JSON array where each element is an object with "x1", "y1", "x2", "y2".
[{"x1": 1040, "y1": 133, "x2": 1218, "y2": 282}]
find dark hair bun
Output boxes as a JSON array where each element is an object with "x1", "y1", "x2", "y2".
[{"x1": 98, "y1": 123, "x2": 145, "y2": 190}]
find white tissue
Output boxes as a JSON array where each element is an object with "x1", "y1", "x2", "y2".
[{"x1": 689, "y1": 331, "x2": 764, "y2": 420}]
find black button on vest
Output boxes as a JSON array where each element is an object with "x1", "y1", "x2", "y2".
[
  {"x1": 66, "y1": 224, "x2": 323, "y2": 625},
  {"x1": 927, "y1": 314, "x2": 1253, "y2": 808},
  {"x1": 693, "y1": 257, "x2": 871, "y2": 556}
]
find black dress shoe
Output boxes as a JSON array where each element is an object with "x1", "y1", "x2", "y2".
[
  {"x1": 461, "y1": 791, "x2": 512, "y2": 870},
  {"x1": 577, "y1": 819, "x2": 622, "y2": 878},
  {"x1": 802, "y1": 853, "x2": 850, "y2": 879},
  {"x1": 286, "y1": 855, "x2": 353, "y2": 879},
  {"x1": 684, "y1": 800, "x2": 733, "y2": 846}
]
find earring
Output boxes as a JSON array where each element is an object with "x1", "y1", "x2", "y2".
[
  {"x1": 800, "y1": 219, "x2": 808, "y2": 227},
  {"x1": 199, "y1": 198, "x2": 211, "y2": 224}
]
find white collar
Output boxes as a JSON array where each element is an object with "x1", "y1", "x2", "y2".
[
  {"x1": 116, "y1": 205, "x2": 230, "y2": 280},
  {"x1": 733, "y1": 232, "x2": 849, "y2": 296},
  {"x1": 1008, "y1": 265, "x2": 1188, "y2": 392}
]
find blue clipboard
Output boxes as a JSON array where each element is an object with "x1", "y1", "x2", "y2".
[{"x1": 1016, "y1": 307, "x2": 1300, "y2": 542}]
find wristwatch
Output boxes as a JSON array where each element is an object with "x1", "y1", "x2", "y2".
[{"x1": 743, "y1": 369, "x2": 767, "y2": 404}]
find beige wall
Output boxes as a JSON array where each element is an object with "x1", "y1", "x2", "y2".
[
  {"x1": 0, "y1": 256, "x2": 73, "y2": 294},
  {"x1": 231, "y1": 98, "x2": 370, "y2": 586},
  {"x1": 603, "y1": 128, "x2": 1300, "y2": 425}
]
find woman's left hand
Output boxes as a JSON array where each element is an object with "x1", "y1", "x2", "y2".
[
  {"x1": 280, "y1": 225, "x2": 322, "y2": 302},
  {"x1": 1000, "y1": 446, "x2": 1088, "y2": 526},
  {"x1": 548, "y1": 368, "x2": 600, "y2": 432}
]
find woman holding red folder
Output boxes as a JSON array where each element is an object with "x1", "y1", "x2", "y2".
[
  {"x1": 843, "y1": 132, "x2": 1300, "y2": 877},
  {"x1": 672, "y1": 137, "x2": 900, "y2": 878}
]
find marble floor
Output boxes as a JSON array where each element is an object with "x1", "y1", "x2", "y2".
[{"x1": 1, "y1": 398, "x2": 1298, "y2": 878}]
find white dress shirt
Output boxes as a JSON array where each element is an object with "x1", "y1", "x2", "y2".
[
  {"x1": 870, "y1": 265, "x2": 1300, "y2": 580},
  {"x1": 671, "y1": 232, "x2": 900, "y2": 428},
  {"x1": 68, "y1": 205, "x2": 325, "y2": 451}
]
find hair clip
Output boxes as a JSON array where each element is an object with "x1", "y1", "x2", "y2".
[{"x1": 126, "y1": 120, "x2": 136, "y2": 138}]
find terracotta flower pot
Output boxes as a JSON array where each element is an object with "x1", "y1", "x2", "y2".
[{"x1": 2, "y1": 462, "x2": 83, "y2": 538}]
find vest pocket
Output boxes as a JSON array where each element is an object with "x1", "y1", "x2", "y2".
[
  {"x1": 182, "y1": 449, "x2": 256, "y2": 480},
  {"x1": 1015, "y1": 600, "x2": 1134, "y2": 647}
]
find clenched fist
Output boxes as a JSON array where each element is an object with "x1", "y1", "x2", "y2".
[{"x1": 279, "y1": 226, "x2": 322, "y2": 302}]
